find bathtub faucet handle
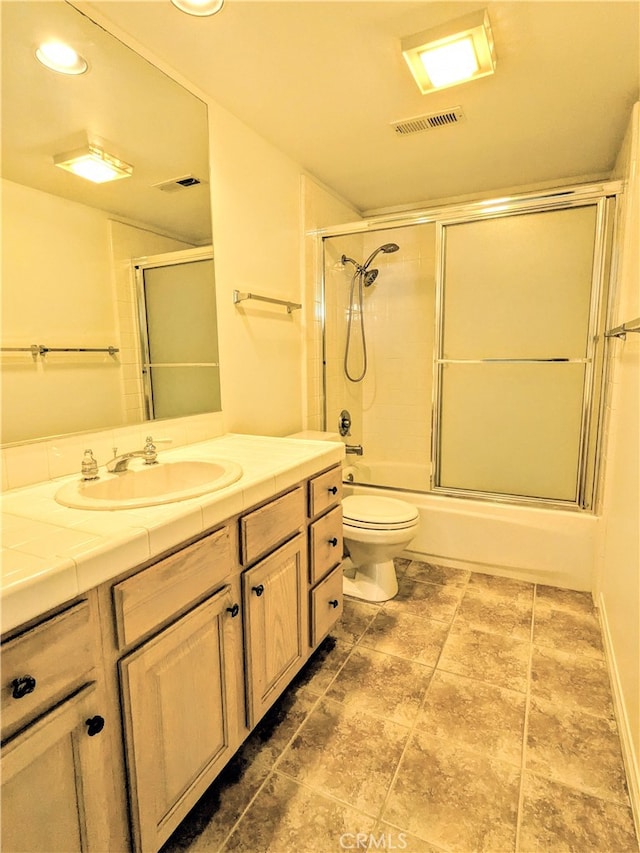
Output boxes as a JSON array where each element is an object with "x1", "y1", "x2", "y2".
[{"x1": 345, "y1": 444, "x2": 363, "y2": 456}]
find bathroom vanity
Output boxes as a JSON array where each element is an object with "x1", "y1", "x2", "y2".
[{"x1": 0, "y1": 436, "x2": 344, "y2": 852}]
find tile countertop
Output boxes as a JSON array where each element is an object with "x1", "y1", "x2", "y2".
[{"x1": 1, "y1": 433, "x2": 344, "y2": 635}]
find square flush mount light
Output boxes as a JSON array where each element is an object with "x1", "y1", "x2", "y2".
[
  {"x1": 54, "y1": 142, "x2": 133, "y2": 184},
  {"x1": 402, "y1": 9, "x2": 496, "y2": 94}
]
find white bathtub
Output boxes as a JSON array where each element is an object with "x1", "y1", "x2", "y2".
[{"x1": 342, "y1": 463, "x2": 598, "y2": 591}]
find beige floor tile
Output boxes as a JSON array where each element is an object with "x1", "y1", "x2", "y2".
[
  {"x1": 375, "y1": 823, "x2": 445, "y2": 852},
  {"x1": 519, "y1": 772, "x2": 638, "y2": 853},
  {"x1": 384, "y1": 576, "x2": 464, "y2": 623},
  {"x1": 277, "y1": 697, "x2": 409, "y2": 815},
  {"x1": 438, "y1": 625, "x2": 531, "y2": 692},
  {"x1": 454, "y1": 587, "x2": 533, "y2": 640},
  {"x1": 530, "y1": 644, "x2": 615, "y2": 719},
  {"x1": 468, "y1": 573, "x2": 534, "y2": 604},
  {"x1": 533, "y1": 605, "x2": 605, "y2": 659},
  {"x1": 415, "y1": 670, "x2": 526, "y2": 765},
  {"x1": 527, "y1": 695, "x2": 630, "y2": 804},
  {"x1": 404, "y1": 561, "x2": 471, "y2": 587},
  {"x1": 359, "y1": 609, "x2": 450, "y2": 666},
  {"x1": 332, "y1": 597, "x2": 381, "y2": 645},
  {"x1": 382, "y1": 730, "x2": 520, "y2": 852},
  {"x1": 326, "y1": 645, "x2": 433, "y2": 726},
  {"x1": 536, "y1": 584, "x2": 597, "y2": 617},
  {"x1": 293, "y1": 635, "x2": 352, "y2": 695},
  {"x1": 221, "y1": 772, "x2": 377, "y2": 853}
]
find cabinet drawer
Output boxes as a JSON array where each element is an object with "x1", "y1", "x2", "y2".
[
  {"x1": 113, "y1": 526, "x2": 233, "y2": 649},
  {"x1": 308, "y1": 466, "x2": 342, "y2": 519},
  {"x1": 309, "y1": 505, "x2": 343, "y2": 584},
  {"x1": 1, "y1": 600, "x2": 96, "y2": 741},
  {"x1": 310, "y1": 564, "x2": 343, "y2": 646},
  {"x1": 240, "y1": 487, "x2": 305, "y2": 565}
]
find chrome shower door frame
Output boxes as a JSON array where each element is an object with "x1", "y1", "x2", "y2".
[{"x1": 431, "y1": 191, "x2": 617, "y2": 510}]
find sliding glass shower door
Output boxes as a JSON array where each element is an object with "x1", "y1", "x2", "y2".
[
  {"x1": 433, "y1": 201, "x2": 611, "y2": 506},
  {"x1": 135, "y1": 248, "x2": 221, "y2": 420}
]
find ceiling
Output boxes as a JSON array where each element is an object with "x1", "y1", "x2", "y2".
[
  {"x1": 20, "y1": 1, "x2": 640, "y2": 215},
  {"x1": 1, "y1": 1, "x2": 212, "y2": 243}
]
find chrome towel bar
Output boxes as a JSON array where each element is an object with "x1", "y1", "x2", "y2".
[
  {"x1": 604, "y1": 317, "x2": 640, "y2": 340},
  {"x1": 1, "y1": 345, "x2": 119, "y2": 356},
  {"x1": 233, "y1": 289, "x2": 301, "y2": 314}
]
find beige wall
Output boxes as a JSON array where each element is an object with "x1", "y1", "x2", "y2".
[
  {"x1": 301, "y1": 176, "x2": 361, "y2": 433},
  {"x1": 1, "y1": 179, "x2": 122, "y2": 443},
  {"x1": 595, "y1": 102, "x2": 640, "y2": 825},
  {"x1": 208, "y1": 104, "x2": 307, "y2": 437}
]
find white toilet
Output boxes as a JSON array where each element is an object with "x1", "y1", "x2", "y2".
[{"x1": 342, "y1": 494, "x2": 420, "y2": 602}]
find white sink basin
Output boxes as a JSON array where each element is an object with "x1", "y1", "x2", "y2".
[{"x1": 55, "y1": 459, "x2": 243, "y2": 510}]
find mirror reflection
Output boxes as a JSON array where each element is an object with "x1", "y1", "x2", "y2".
[{"x1": 1, "y1": 1, "x2": 219, "y2": 446}]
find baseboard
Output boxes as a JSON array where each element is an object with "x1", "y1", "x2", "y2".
[{"x1": 598, "y1": 592, "x2": 640, "y2": 837}]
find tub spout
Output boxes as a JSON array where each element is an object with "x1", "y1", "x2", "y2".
[{"x1": 345, "y1": 444, "x2": 363, "y2": 456}]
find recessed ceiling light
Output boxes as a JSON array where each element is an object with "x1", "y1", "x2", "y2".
[
  {"x1": 54, "y1": 143, "x2": 133, "y2": 184},
  {"x1": 35, "y1": 40, "x2": 88, "y2": 75},
  {"x1": 170, "y1": 0, "x2": 224, "y2": 16},
  {"x1": 402, "y1": 9, "x2": 496, "y2": 94}
]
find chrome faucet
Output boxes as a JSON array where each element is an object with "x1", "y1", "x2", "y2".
[
  {"x1": 106, "y1": 436, "x2": 158, "y2": 473},
  {"x1": 345, "y1": 444, "x2": 364, "y2": 456}
]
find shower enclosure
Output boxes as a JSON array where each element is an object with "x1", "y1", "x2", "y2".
[{"x1": 321, "y1": 184, "x2": 617, "y2": 511}]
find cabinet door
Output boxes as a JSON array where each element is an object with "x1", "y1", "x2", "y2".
[
  {"x1": 119, "y1": 586, "x2": 239, "y2": 853},
  {"x1": 1, "y1": 683, "x2": 111, "y2": 853},
  {"x1": 243, "y1": 533, "x2": 308, "y2": 727}
]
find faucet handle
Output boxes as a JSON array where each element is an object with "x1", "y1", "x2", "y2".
[
  {"x1": 142, "y1": 436, "x2": 158, "y2": 465},
  {"x1": 81, "y1": 449, "x2": 99, "y2": 481}
]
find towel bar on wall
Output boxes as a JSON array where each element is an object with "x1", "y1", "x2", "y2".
[
  {"x1": 604, "y1": 317, "x2": 640, "y2": 340},
  {"x1": 233, "y1": 289, "x2": 301, "y2": 314},
  {"x1": 1, "y1": 345, "x2": 120, "y2": 356}
]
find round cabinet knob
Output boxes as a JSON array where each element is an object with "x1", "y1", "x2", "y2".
[
  {"x1": 226, "y1": 603, "x2": 240, "y2": 617},
  {"x1": 328, "y1": 537, "x2": 339, "y2": 547},
  {"x1": 252, "y1": 584, "x2": 265, "y2": 597},
  {"x1": 329, "y1": 599, "x2": 340, "y2": 609},
  {"x1": 85, "y1": 715, "x2": 105, "y2": 737},
  {"x1": 328, "y1": 486, "x2": 338, "y2": 495},
  {"x1": 11, "y1": 675, "x2": 37, "y2": 699}
]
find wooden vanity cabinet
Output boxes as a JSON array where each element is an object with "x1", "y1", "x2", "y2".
[
  {"x1": 106, "y1": 525, "x2": 243, "y2": 853},
  {"x1": 242, "y1": 533, "x2": 308, "y2": 728},
  {"x1": 1, "y1": 462, "x2": 344, "y2": 853},
  {"x1": 1, "y1": 593, "x2": 115, "y2": 853},
  {"x1": 119, "y1": 583, "x2": 242, "y2": 853},
  {"x1": 307, "y1": 467, "x2": 344, "y2": 645}
]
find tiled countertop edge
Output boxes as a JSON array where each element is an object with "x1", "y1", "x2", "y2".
[{"x1": 1, "y1": 434, "x2": 344, "y2": 633}]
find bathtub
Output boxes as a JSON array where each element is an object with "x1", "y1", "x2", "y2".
[{"x1": 342, "y1": 462, "x2": 598, "y2": 591}]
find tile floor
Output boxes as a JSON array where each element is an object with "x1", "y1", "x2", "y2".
[{"x1": 162, "y1": 560, "x2": 639, "y2": 853}]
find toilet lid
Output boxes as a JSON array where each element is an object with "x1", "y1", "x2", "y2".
[{"x1": 343, "y1": 495, "x2": 419, "y2": 529}]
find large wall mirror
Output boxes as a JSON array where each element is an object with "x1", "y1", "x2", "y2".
[{"x1": 1, "y1": 1, "x2": 220, "y2": 446}]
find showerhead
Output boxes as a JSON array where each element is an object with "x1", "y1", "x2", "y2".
[
  {"x1": 363, "y1": 242, "x2": 400, "y2": 270},
  {"x1": 364, "y1": 269, "x2": 379, "y2": 287}
]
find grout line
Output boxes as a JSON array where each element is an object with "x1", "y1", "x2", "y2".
[
  {"x1": 514, "y1": 582, "x2": 537, "y2": 851},
  {"x1": 214, "y1": 683, "x2": 328, "y2": 851},
  {"x1": 371, "y1": 563, "x2": 471, "y2": 837}
]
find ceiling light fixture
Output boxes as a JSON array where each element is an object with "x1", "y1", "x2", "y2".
[
  {"x1": 401, "y1": 9, "x2": 496, "y2": 94},
  {"x1": 54, "y1": 142, "x2": 133, "y2": 184},
  {"x1": 170, "y1": 0, "x2": 224, "y2": 16},
  {"x1": 35, "y1": 40, "x2": 88, "y2": 75}
]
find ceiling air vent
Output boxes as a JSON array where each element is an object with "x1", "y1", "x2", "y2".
[
  {"x1": 391, "y1": 107, "x2": 465, "y2": 136},
  {"x1": 153, "y1": 175, "x2": 203, "y2": 193}
]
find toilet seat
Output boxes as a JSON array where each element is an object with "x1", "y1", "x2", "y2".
[{"x1": 342, "y1": 495, "x2": 419, "y2": 530}]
